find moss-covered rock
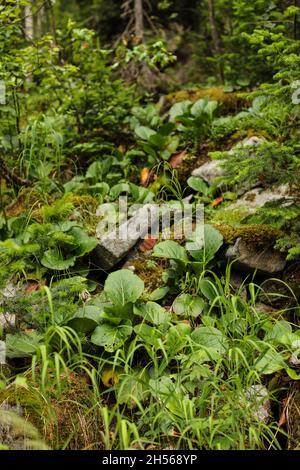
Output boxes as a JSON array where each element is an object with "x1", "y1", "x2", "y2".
[{"x1": 164, "y1": 86, "x2": 247, "y2": 113}]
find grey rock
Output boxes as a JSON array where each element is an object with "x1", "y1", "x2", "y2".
[
  {"x1": 254, "y1": 302, "x2": 278, "y2": 315},
  {"x1": 233, "y1": 135, "x2": 266, "y2": 149},
  {"x1": 0, "y1": 313, "x2": 16, "y2": 332},
  {"x1": 0, "y1": 283, "x2": 17, "y2": 332},
  {"x1": 94, "y1": 204, "x2": 159, "y2": 270},
  {"x1": 191, "y1": 136, "x2": 264, "y2": 186},
  {"x1": 245, "y1": 385, "x2": 270, "y2": 424},
  {"x1": 226, "y1": 238, "x2": 286, "y2": 274},
  {"x1": 191, "y1": 159, "x2": 225, "y2": 184},
  {"x1": 227, "y1": 185, "x2": 290, "y2": 214},
  {"x1": 0, "y1": 340, "x2": 6, "y2": 364},
  {"x1": 1, "y1": 283, "x2": 17, "y2": 299},
  {"x1": 0, "y1": 403, "x2": 27, "y2": 450}
]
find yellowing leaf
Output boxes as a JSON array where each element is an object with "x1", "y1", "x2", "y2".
[{"x1": 101, "y1": 369, "x2": 120, "y2": 388}]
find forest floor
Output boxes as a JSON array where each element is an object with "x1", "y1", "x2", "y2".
[{"x1": 0, "y1": 83, "x2": 300, "y2": 451}]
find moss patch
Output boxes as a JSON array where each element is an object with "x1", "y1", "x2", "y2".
[
  {"x1": 165, "y1": 86, "x2": 247, "y2": 113},
  {"x1": 215, "y1": 223, "x2": 282, "y2": 247}
]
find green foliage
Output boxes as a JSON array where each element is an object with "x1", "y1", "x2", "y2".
[
  {"x1": 1, "y1": 0, "x2": 300, "y2": 452},
  {"x1": 211, "y1": 140, "x2": 300, "y2": 188},
  {"x1": 169, "y1": 97, "x2": 219, "y2": 149},
  {"x1": 0, "y1": 197, "x2": 97, "y2": 282}
]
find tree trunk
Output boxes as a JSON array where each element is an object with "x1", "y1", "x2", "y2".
[
  {"x1": 36, "y1": 4, "x2": 45, "y2": 37},
  {"x1": 24, "y1": 0, "x2": 34, "y2": 41},
  {"x1": 134, "y1": 0, "x2": 144, "y2": 43},
  {"x1": 207, "y1": 0, "x2": 224, "y2": 83},
  {"x1": 294, "y1": 0, "x2": 300, "y2": 40}
]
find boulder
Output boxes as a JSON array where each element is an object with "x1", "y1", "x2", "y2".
[
  {"x1": 191, "y1": 136, "x2": 265, "y2": 186},
  {"x1": 226, "y1": 238, "x2": 286, "y2": 274},
  {"x1": 191, "y1": 159, "x2": 225, "y2": 184},
  {"x1": 237, "y1": 135, "x2": 265, "y2": 149},
  {"x1": 227, "y1": 185, "x2": 290, "y2": 214},
  {"x1": 245, "y1": 385, "x2": 270, "y2": 424},
  {"x1": 94, "y1": 204, "x2": 159, "y2": 270}
]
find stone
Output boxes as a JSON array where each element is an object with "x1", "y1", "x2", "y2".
[
  {"x1": 242, "y1": 136, "x2": 263, "y2": 146},
  {"x1": 0, "y1": 341, "x2": 6, "y2": 364},
  {"x1": 191, "y1": 159, "x2": 225, "y2": 184},
  {"x1": 254, "y1": 302, "x2": 278, "y2": 315},
  {"x1": 238, "y1": 135, "x2": 265, "y2": 149},
  {"x1": 191, "y1": 136, "x2": 265, "y2": 186},
  {"x1": 227, "y1": 185, "x2": 290, "y2": 214},
  {"x1": 245, "y1": 385, "x2": 270, "y2": 424},
  {"x1": 226, "y1": 238, "x2": 286, "y2": 274},
  {"x1": 0, "y1": 283, "x2": 17, "y2": 332},
  {"x1": 94, "y1": 204, "x2": 159, "y2": 270},
  {"x1": 1, "y1": 283, "x2": 17, "y2": 299},
  {"x1": 0, "y1": 403, "x2": 30, "y2": 450},
  {"x1": 0, "y1": 313, "x2": 16, "y2": 332}
]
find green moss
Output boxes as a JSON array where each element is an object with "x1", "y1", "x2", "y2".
[
  {"x1": 164, "y1": 86, "x2": 248, "y2": 114},
  {"x1": 214, "y1": 223, "x2": 282, "y2": 246},
  {"x1": 130, "y1": 254, "x2": 166, "y2": 293}
]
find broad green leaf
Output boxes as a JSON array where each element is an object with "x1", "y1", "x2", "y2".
[
  {"x1": 148, "y1": 133, "x2": 167, "y2": 149},
  {"x1": 86, "y1": 161, "x2": 103, "y2": 180},
  {"x1": 254, "y1": 349, "x2": 286, "y2": 375},
  {"x1": 109, "y1": 183, "x2": 130, "y2": 200},
  {"x1": 117, "y1": 369, "x2": 150, "y2": 405},
  {"x1": 165, "y1": 323, "x2": 191, "y2": 355},
  {"x1": 264, "y1": 320, "x2": 292, "y2": 344},
  {"x1": 88, "y1": 182, "x2": 110, "y2": 197},
  {"x1": 153, "y1": 240, "x2": 188, "y2": 262},
  {"x1": 91, "y1": 323, "x2": 132, "y2": 352},
  {"x1": 187, "y1": 224, "x2": 223, "y2": 262},
  {"x1": 187, "y1": 176, "x2": 209, "y2": 195},
  {"x1": 191, "y1": 326, "x2": 228, "y2": 354},
  {"x1": 148, "y1": 286, "x2": 170, "y2": 301},
  {"x1": 158, "y1": 123, "x2": 176, "y2": 136},
  {"x1": 169, "y1": 100, "x2": 192, "y2": 120},
  {"x1": 71, "y1": 227, "x2": 97, "y2": 256},
  {"x1": 166, "y1": 136, "x2": 180, "y2": 154},
  {"x1": 104, "y1": 269, "x2": 144, "y2": 306},
  {"x1": 172, "y1": 294, "x2": 205, "y2": 318},
  {"x1": 68, "y1": 306, "x2": 102, "y2": 333},
  {"x1": 102, "y1": 303, "x2": 134, "y2": 324},
  {"x1": 134, "y1": 301, "x2": 169, "y2": 325},
  {"x1": 6, "y1": 332, "x2": 43, "y2": 358},
  {"x1": 41, "y1": 249, "x2": 76, "y2": 270},
  {"x1": 191, "y1": 98, "x2": 208, "y2": 117},
  {"x1": 134, "y1": 323, "x2": 163, "y2": 347},
  {"x1": 198, "y1": 278, "x2": 218, "y2": 302},
  {"x1": 135, "y1": 126, "x2": 156, "y2": 140}
]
